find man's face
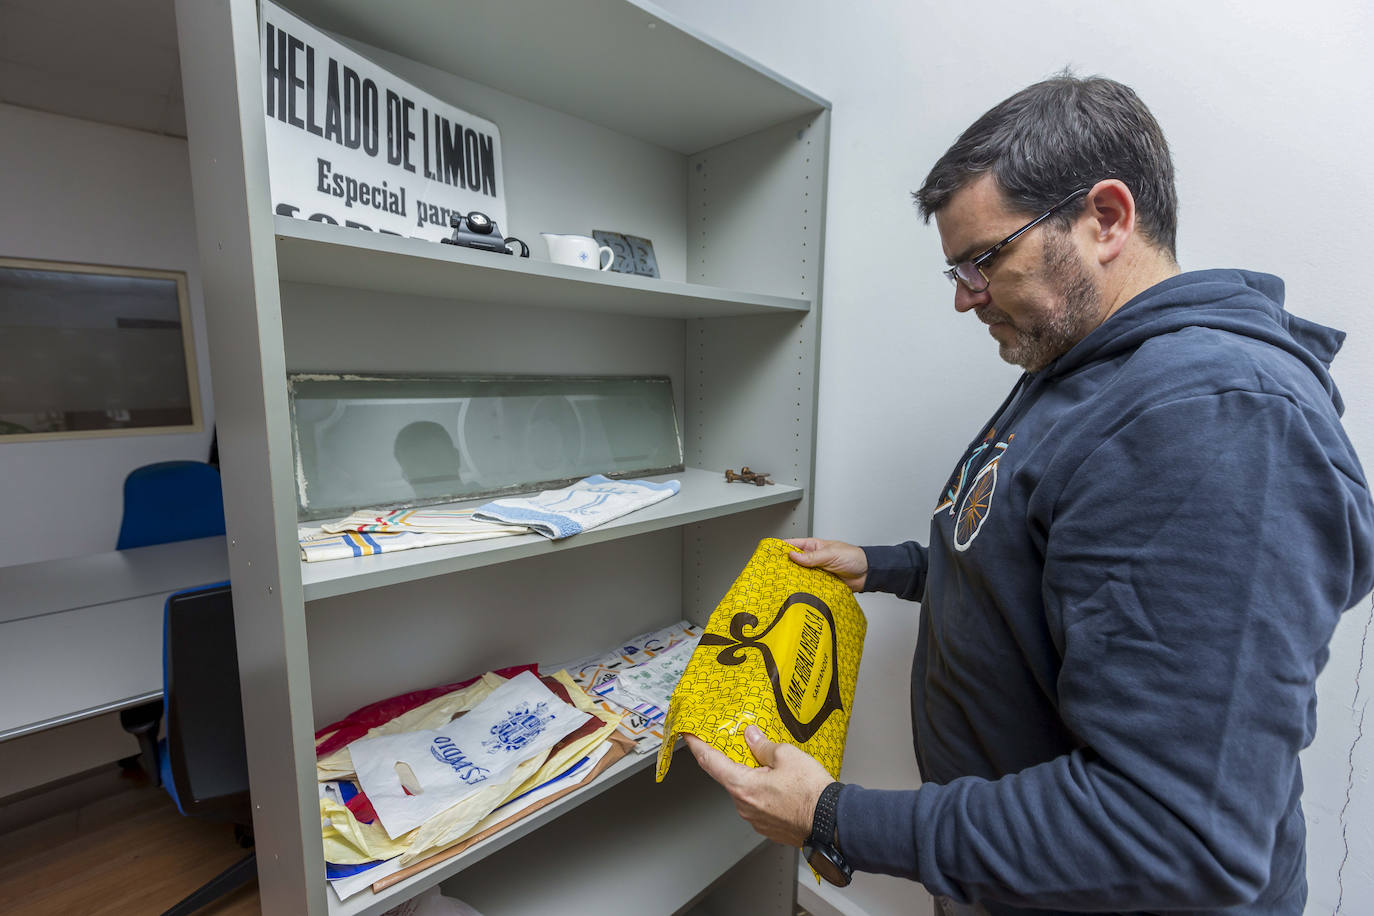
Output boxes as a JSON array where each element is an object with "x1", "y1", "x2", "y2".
[{"x1": 935, "y1": 176, "x2": 1104, "y2": 372}]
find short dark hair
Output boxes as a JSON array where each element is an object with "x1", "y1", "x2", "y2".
[{"x1": 915, "y1": 72, "x2": 1178, "y2": 257}]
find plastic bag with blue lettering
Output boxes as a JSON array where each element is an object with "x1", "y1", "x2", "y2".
[
  {"x1": 398, "y1": 671, "x2": 624, "y2": 865},
  {"x1": 350, "y1": 671, "x2": 590, "y2": 839}
]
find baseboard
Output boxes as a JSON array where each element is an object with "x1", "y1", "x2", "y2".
[
  {"x1": 797, "y1": 864, "x2": 873, "y2": 916},
  {"x1": 0, "y1": 762, "x2": 144, "y2": 835},
  {"x1": 0, "y1": 709, "x2": 143, "y2": 799}
]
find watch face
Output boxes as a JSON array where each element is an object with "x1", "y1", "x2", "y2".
[{"x1": 805, "y1": 843, "x2": 853, "y2": 887}]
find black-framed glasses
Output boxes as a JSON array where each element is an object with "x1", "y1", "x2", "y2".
[{"x1": 943, "y1": 187, "x2": 1091, "y2": 293}]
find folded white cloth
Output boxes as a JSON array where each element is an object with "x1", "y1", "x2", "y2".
[
  {"x1": 298, "y1": 505, "x2": 529, "y2": 562},
  {"x1": 322, "y1": 505, "x2": 529, "y2": 536},
  {"x1": 298, "y1": 527, "x2": 524, "y2": 563},
  {"x1": 473, "y1": 474, "x2": 680, "y2": 540}
]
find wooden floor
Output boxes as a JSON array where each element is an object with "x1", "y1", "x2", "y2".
[
  {"x1": 0, "y1": 774, "x2": 817, "y2": 916},
  {"x1": 0, "y1": 778, "x2": 258, "y2": 916}
]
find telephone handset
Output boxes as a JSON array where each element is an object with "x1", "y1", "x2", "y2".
[{"x1": 441, "y1": 211, "x2": 529, "y2": 257}]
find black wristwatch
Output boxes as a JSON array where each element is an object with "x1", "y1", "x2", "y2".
[{"x1": 804, "y1": 781, "x2": 852, "y2": 887}]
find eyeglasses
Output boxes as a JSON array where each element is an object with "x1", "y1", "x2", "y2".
[{"x1": 943, "y1": 187, "x2": 1091, "y2": 293}]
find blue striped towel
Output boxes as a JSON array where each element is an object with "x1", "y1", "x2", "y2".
[{"x1": 473, "y1": 474, "x2": 680, "y2": 539}]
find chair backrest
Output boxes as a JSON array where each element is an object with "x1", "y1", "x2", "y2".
[
  {"x1": 117, "y1": 460, "x2": 227, "y2": 551},
  {"x1": 163, "y1": 582, "x2": 251, "y2": 821}
]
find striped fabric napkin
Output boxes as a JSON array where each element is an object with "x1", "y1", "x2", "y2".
[
  {"x1": 298, "y1": 505, "x2": 527, "y2": 562},
  {"x1": 321, "y1": 506, "x2": 528, "y2": 536},
  {"x1": 472, "y1": 474, "x2": 680, "y2": 540}
]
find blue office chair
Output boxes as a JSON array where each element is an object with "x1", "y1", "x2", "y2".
[
  {"x1": 156, "y1": 581, "x2": 256, "y2": 915},
  {"x1": 116, "y1": 460, "x2": 226, "y2": 551},
  {"x1": 116, "y1": 460, "x2": 228, "y2": 803}
]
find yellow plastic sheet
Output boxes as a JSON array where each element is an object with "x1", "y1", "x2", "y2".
[
  {"x1": 656, "y1": 538, "x2": 866, "y2": 782},
  {"x1": 321, "y1": 795, "x2": 413, "y2": 865}
]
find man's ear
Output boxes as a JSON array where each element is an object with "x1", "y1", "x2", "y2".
[{"x1": 1083, "y1": 179, "x2": 1135, "y2": 265}]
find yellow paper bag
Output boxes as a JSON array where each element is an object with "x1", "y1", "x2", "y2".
[{"x1": 656, "y1": 538, "x2": 866, "y2": 782}]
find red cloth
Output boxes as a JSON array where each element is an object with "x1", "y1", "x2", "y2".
[{"x1": 345, "y1": 789, "x2": 379, "y2": 824}]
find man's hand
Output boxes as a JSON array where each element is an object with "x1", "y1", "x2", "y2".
[
  {"x1": 784, "y1": 537, "x2": 868, "y2": 592},
  {"x1": 684, "y1": 726, "x2": 834, "y2": 848}
]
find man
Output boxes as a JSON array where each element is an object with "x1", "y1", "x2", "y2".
[{"x1": 686, "y1": 73, "x2": 1374, "y2": 914}]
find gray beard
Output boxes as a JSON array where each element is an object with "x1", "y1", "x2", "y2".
[{"x1": 996, "y1": 232, "x2": 1101, "y2": 372}]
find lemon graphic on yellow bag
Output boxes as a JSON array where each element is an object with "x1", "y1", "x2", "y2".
[{"x1": 656, "y1": 538, "x2": 866, "y2": 782}]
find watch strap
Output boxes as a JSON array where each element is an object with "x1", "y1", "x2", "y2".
[{"x1": 809, "y1": 781, "x2": 843, "y2": 851}]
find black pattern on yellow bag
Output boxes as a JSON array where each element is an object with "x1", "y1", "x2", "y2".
[{"x1": 656, "y1": 538, "x2": 866, "y2": 781}]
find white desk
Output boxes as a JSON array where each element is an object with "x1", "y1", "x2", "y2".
[{"x1": 0, "y1": 536, "x2": 229, "y2": 741}]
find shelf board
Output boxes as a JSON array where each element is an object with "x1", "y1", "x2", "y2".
[
  {"x1": 278, "y1": 0, "x2": 827, "y2": 155},
  {"x1": 300, "y1": 468, "x2": 801, "y2": 601},
  {"x1": 274, "y1": 217, "x2": 810, "y2": 318},
  {"x1": 332, "y1": 746, "x2": 766, "y2": 916},
  {"x1": 329, "y1": 747, "x2": 661, "y2": 916}
]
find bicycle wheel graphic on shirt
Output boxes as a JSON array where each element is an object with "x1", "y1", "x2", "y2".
[{"x1": 954, "y1": 459, "x2": 998, "y2": 552}]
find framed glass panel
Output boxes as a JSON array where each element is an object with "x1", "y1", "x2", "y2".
[
  {"x1": 288, "y1": 373, "x2": 683, "y2": 520},
  {"x1": 0, "y1": 258, "x2": 201, "y2": 440}
]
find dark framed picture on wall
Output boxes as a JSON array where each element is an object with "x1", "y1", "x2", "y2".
[{"x1": 0, "y1": 257, "x2": 202, "y2": 441}]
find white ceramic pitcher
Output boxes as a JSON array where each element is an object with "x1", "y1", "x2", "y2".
[{"x1": 541, "y1": 233, "x2": 614, "y2": 271}]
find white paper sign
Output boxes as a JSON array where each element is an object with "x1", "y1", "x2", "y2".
[
  {"x1": 348, "y1": 671, "x2": 589, "y2": 839},
  {"x1": 259, "y1": 1, "x2": 508, "y2": 241}
]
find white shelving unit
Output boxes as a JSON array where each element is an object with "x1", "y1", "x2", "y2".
[{"x1": 174, "y1": 1, "x2": 829, "y2": 913}]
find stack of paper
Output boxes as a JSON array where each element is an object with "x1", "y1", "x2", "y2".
[
  {"x1": 592, "y1": 638, "x2": 696, "y2": 723},
  {"x1": 552, "y1": 620, "x2": 702, "y2": 754}
]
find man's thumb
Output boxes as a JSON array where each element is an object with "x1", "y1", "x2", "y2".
[{"x1": 744, "y1": 725, "x2": 777, "y2": 766}]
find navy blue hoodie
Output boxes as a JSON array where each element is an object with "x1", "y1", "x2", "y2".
[{"x1": 842, "y1": 270, "x2": 1374, "y2": 913}]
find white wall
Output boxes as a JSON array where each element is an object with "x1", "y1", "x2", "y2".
[
  {"x1": 657, "y1": 1, "x2": 1374, "y2": 914},
  {"x1": 0, "y1": 103, "x2": 215, "y2": 567},
  {"x1": 0, "y1": 104, "x2": 214, "y2": 797}
]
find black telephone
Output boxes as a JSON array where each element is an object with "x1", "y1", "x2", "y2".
[{"x1": 441, "y1": 211, "x2": 529, "y2": 257}]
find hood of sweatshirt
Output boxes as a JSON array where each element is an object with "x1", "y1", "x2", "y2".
[{"x1": 1044, "y1": 268, "x2": 1346, "y2": 413}]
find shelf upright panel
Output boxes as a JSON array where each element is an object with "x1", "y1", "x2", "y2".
[
  {"x1": 683, "y1": 109, "x2": 832, "y2": 618},
  {"x1": 175, "y1": 0, "x2": 326, "y2": 912}
]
